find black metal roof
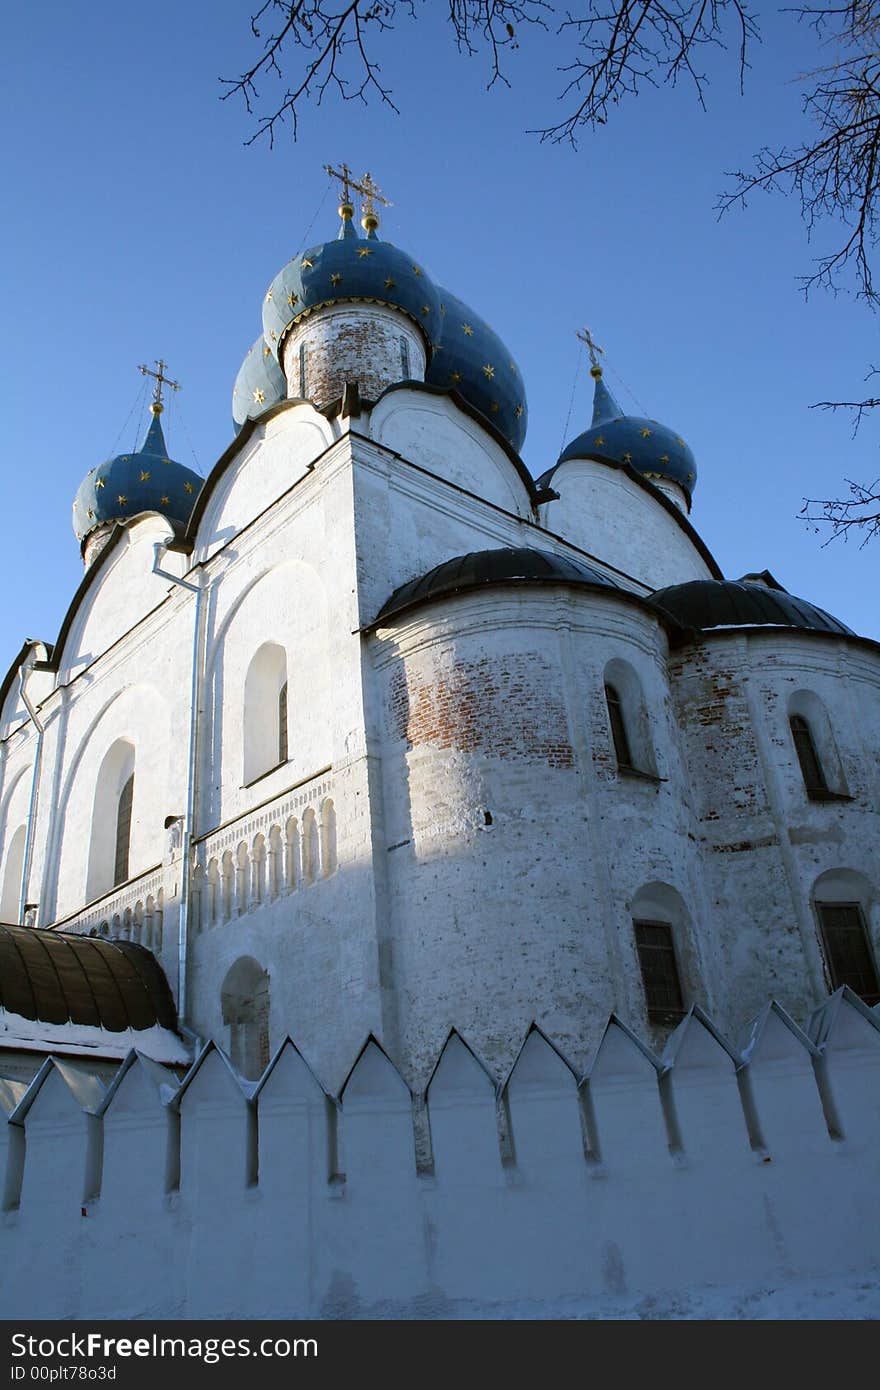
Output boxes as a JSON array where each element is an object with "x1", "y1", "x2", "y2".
[
  {"x1": 374, "y1": 546, "x2": 622, "y2": 625},
  {"x1": 0, "y1": 924, "x2": 178, "y2": 1034},
  {"x1": 650, "y1": 578, "x2": 854, "y2": 637}
]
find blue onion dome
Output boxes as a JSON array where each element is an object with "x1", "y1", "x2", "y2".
[
  {"x1": 557, "y1": 368, "x2": 697, "y2": 501},
  {"x1": 261, "y1": 213, "x2": 441, "y2": 361},
  {"x1": 232, "y1": 334, "x2": 287, "y2": 432},
  {"x1": 426, "y1": 289, "x2": 527, "y2": 453},
  {"x1": 375, "y1": 546, "x2": 619, "y2": 624},
  {"x1": 651, "y1": 574, "x2": 854, "y2": 636},
  {"x1": 73, "y1": 409, "x2": 202, "y2": 549}
]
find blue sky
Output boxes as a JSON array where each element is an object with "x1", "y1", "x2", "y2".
[{"x1": 2, "y1": 2, "x2": 878, "y2": 664}]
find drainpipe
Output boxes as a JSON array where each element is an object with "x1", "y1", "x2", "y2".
[
  {"x1": 152, "y1": 540, "x2": 203, "y2": 1026},
  {"x1": 17, "y1": 666, "x2": 45, "y2": 926}
]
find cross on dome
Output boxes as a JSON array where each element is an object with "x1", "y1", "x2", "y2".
[
  {"x1": 576, "y1": 327, "x2": 605, "y2": 380},
  {"x1": 325, "y1": 162, "x2": 391, "y2": 233},
  {"x1": 139, "y1": 358, "x2": 180, "y2": 416}
]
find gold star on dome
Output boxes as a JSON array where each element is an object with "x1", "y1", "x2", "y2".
[
  {"x1": 95, "y1": 478, "x2": 105, "y2": 489},
  {"x1": 160, "y1": 495, "x2": 170, "y2": 505},
  {"x1": 462, "y1": 323, "x2": 474, "y2": 336},
  {"x1": 253, "y1": 388, "x2": 265, "y2": 404},
  {"x1": 184, "y1": 482, "x2": 194, "y2": 494},
  {"x1": 515, "y1": 403, "x2": 523, "y2": 418},
  {"x1": 87, "y1": 507, "x2": 94, "y2": 519},
  {"x1": 687, "y1": 471, "x2": 695, "y2": 482},
  {"x1": 490, "y1": 402, "x2": 500, "y2": 413},
  {"x1": 449, "y1": 370, "x2": 462, "y2": 384},
  {"x1": 356, "y1": 246, "x2": 372, "y2": 258},
  {"x1": 593, "y1": 436, "x2": 605, "y2": 446},
  {"x1": 659, "y1": 454, "x2": 670, "y2": 464},
  {"x1": 330, "y1": 272, "x2": 342, "y2": 286},
  {"x1": 263, "y1": 345, "x2": 272, "y2": 358},
  {"x1": 117, "y1": 495, "x2": 128, "y2": 506},
  {"x1": 384, "y1": 276, "x2": 396, "y2": 290},
  {"x1": 676, "y1": 437, "x2": 686, "y2": 448},
  {"x1": 509, "y1": 361, "x2": 516, "y2": 373},
  {"x1": 640, "y1": 427, "x2": 652, "y2": 438},
  {"x1": 482, "y1": 363, "x2": 495, "y2": 379},
  {"x1": 265, "y1": 288, "x2": 273, "y2": 303},
  {"x1": 140, "y1": 471, "x2": 151, "y2": 482},
  {"x1": 421, "y1": 305, "x2": 430, "y2": 316},
  {"x1": 287, "y1": 291, "x2": 299, "y2": 308},
  {"x1": 269, "y1": 330, "x2": 277, "y2": 342},
  {"x1": 301, "y1": 257, "x2": 314, "y2": 269},
  {"x1": 621, "y1": 452, "x2": 633, "y2": 463},
  {"x1": 412, "y1": 265, "x2": 422, "y2": 276}
]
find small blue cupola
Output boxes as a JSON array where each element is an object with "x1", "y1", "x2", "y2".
[
  {"x1": 73, "y1": 406, "x2": 202, "y2": 555},
  {"x1": 557, "y1": 362, "x2": 697, "y2": 502}
]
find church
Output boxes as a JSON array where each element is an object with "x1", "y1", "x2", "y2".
[{"x1": 0, "y1": 168, "x2": 878, "y2": 1320}]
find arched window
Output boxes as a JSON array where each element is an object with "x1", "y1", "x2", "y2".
[
  {"x1": 114, "y1": 773, "x2": 134, "y2": 886},
  {"x1": 815, "y1": 904, "x2": 879, "y2": 1004},
  {"x1": 633, "y1": 921, "x2": 684, "y2": 1024},
  {"x1": 813, "y1": 870, "x2": 880, "y2": 1006},
  {"x1": 278, "y1": 681, "x2": 289, "y2": 766},
  {"x1": 603, "y1": 659, "x2": 657, "y2": 778},
  {"x1": 630, "y1": 883, "x2": 695, "y2": 1026},
  {"x1": 0, "y1": 824, "x2": 26, "y2": 924},
  {"x1": 604, "y1": 683, "x2": 632, "y2": 768},
  {"x1": 787, "y1": 691, "x2": 848, "y2": 800},
  {"x1": 86, "y1": 739, "x2": 136, "y2": 902},
  {"x1": 221, "y1": 957, "x2": 271, "y2": 1081},
  {"x1": 243, "y1": 643, "x2": 288, "y2": 784},
  {"x1": 789, "y1": 714, "x2": 827, "y2": 796}
]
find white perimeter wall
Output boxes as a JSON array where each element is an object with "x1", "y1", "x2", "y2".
[{"x1": 0, "y1": 993, "x2": 878, "y2": 1320}]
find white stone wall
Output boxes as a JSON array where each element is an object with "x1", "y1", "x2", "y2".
[
  {"x1": 1, "y1": 996, "x2": 878, "y2": 1320},
  {"x1": 538, "y1": 458, "x2": 715, "y2": 589},
  {"x1": 371, "y1": 587, "x2": 710, "y2": 1080},
  {"x1": 668, "y1": 631, "x2": 880, "y2": 1027},
  {"x1": 367, "y1": 389, "x2": 533, "y2": 518}
]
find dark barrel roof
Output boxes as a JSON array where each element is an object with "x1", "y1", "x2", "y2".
[
  {"x1": 0, "y1": 924, "x2": 178, "y2": 1034},
  {"x1": 650, "y1": 578, "x2": 854, "y2": 636},
  {"x1": 375, "y1": 546, "x2": 621, "y2": 624}
]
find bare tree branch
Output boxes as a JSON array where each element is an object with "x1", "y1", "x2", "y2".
[
  {"x1": 531, "y1": 1, "x2": 759, "y2": 145},
  {"x1": 220, "y1": 1, "x2": 550, "y2": 145},
  {"x1": 719, "y1": 3, "x2": 880, "y2": 301},
  {"x1": 801, "y1": 477, "x2": 880, "y2": 543}
]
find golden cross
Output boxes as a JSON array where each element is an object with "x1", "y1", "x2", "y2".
[
  {"x1": 138, "y1": 358, "x2": 180, "y2": 414},
  {"x1": 325, "y1": 161, "x2": 356, "y2": 205},
  {"x1": 357, "y1": 169, "x2": 390, "y2": 220},
  {"x1": 576, "y1": 327, "x2": 604, "y2": 371},
  {"x1": 326, "y1": 161, "x2": 391, "y2": 226}
]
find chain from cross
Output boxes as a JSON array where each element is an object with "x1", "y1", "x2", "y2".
[
  {"x1": 325, "y1": 163, "x2": 391, "y2": 218},
  {"x1": 576, "y1": 327, "x2": 604, "y2": 371}
]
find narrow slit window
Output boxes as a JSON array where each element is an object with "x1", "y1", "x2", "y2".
[
  {"x1": 790, "y1": 714, "x2": 828, "y2": 795},
  {"x1": 114, "y1": 774, "x2": 134, "y2": 887},
  {"x1": 278, "y1": 681, "x2": 289, "y2": 765},
  {"x1": 605, "y1": 683, "x2": 632, "y2": 768},
  {"x1": 634, "y1": 920, "x2": 685, "y2": 1024},
  {"x1": 299, "y1": 342, "x2": 308, "y2": 398},
  {"x1": 816, "y1": 902, "x2": 880, "y2": 1005},
  {"x1": 400, "y1": 336, "x2": 410, "y2": 377}
]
